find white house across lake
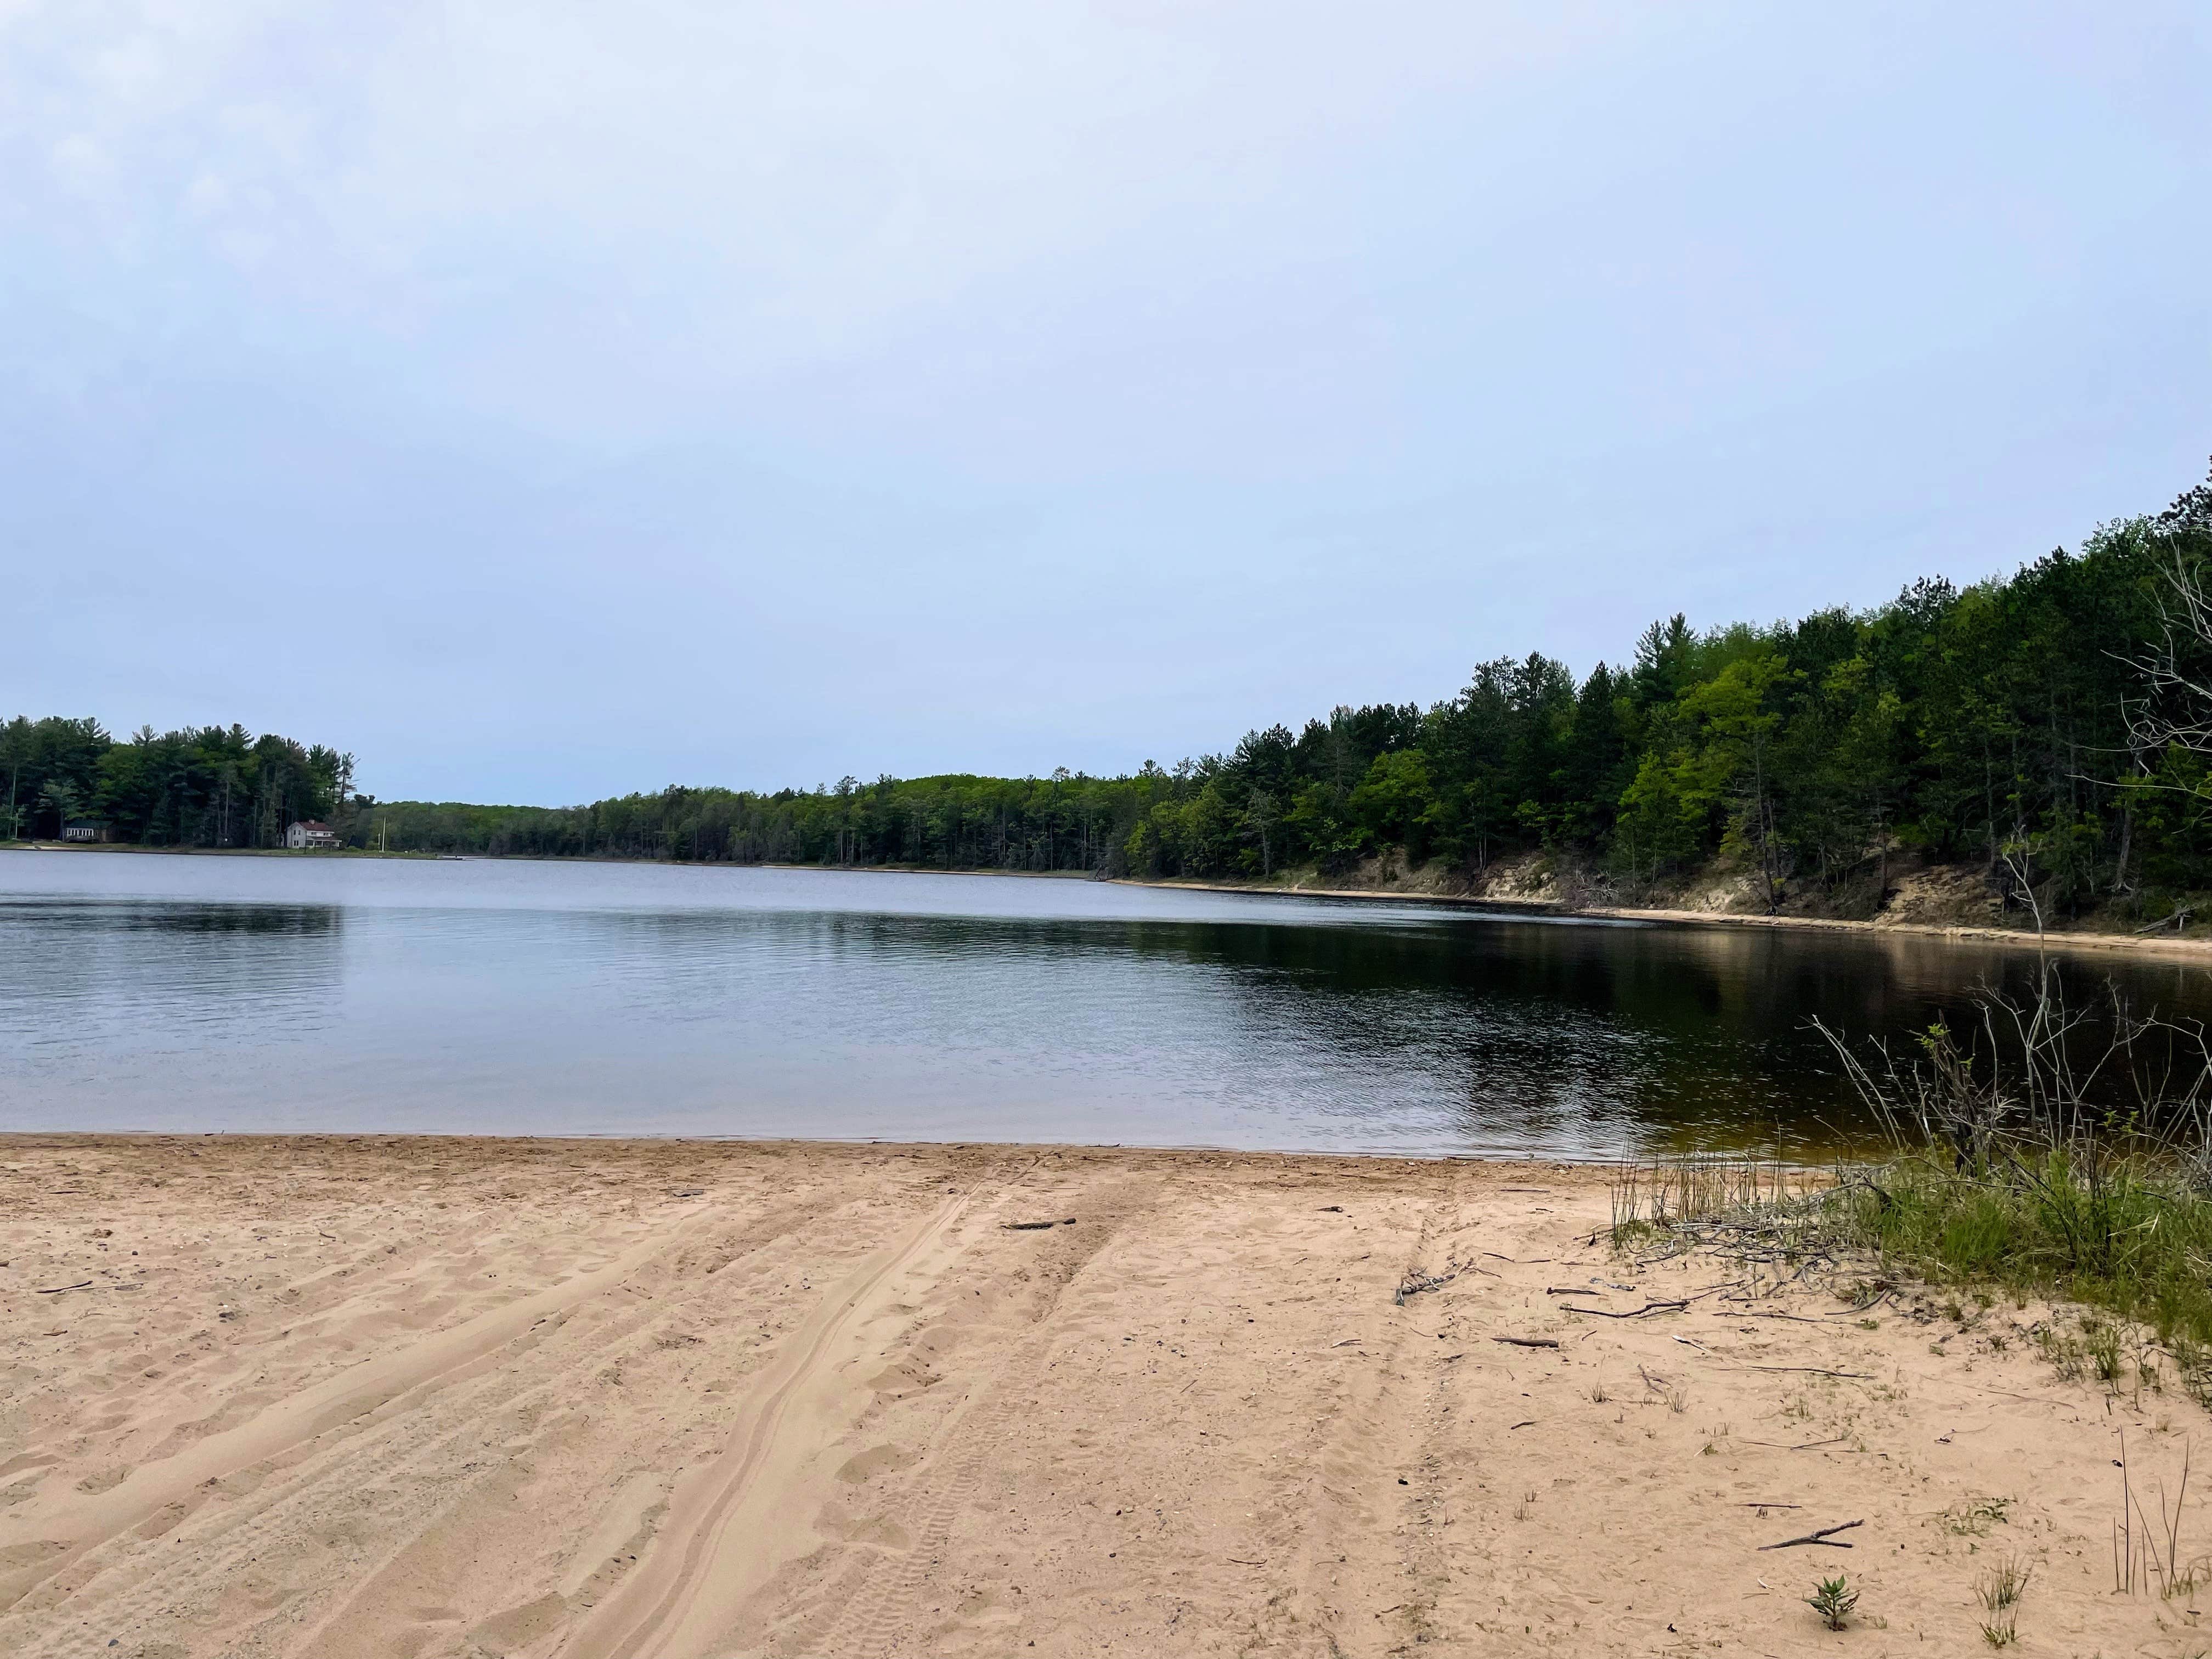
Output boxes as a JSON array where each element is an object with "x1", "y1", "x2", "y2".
[{"x1": 285, "y1": 820, "x2": 340, "y2": 850}]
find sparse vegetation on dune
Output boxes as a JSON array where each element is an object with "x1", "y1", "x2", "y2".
[{"x1": 1612, "y1": 949, "x2": 2212, "y2": 1376}]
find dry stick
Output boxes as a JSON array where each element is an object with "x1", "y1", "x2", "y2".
[
  {"x1": 1733, "y1": 1365, "x2": 1873, "y2": 1379},
  {"x1": 1758, "y1": 1519, "x2": 1864, "y2": 1551},
  {"x1": 1720, "y1": 1310, "x2": 1831, "y2": 1325},
  {"x1": 1739, "y1": 1435, "x2": 1853, "y2": 1451},
  {"x1": 1562, "y1": 1299, "x2": 1690, "y2": 1319},
  {"x1": 1493, "y1": 1336, "x2": 1560, "y2": 1349},
  {"x1": 33, "y1": 1281, "x2": 93, "y2": 1294},
  {"x1": 1395, "y1": 1268, "x2": 1459, "y2": 1306}
]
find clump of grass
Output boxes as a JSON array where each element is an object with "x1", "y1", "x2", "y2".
[
  {"x1": 1609, "y1": 1156, "x2": 1815, "y2": 1237},
  {"x1": 1809, "y1": 975, "x2": 2212, "y2": 1373},
  {"x1": 1615, "y1": 977, "x2": 2212, "y2": 1420},
  {"x1": 1941, "y1": 1496, "x2": 2015, "y2": 1536},
  {"x1": 1826, "y1": 1149, "x2": 2212, "y2": 1379},
  {"x1": 1805, "y1": 1573, "x2": 1859, "y2": 1631},
  {"x1": 2085, "y1": 1319, "x2": 2127, "y2": 1386}
]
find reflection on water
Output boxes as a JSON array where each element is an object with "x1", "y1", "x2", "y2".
[{"x1": 3, "y1": 851, "x2": 2209, "y2": 1157}]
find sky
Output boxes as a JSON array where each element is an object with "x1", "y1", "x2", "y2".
[{"x1": 4, "y1": 3, "x2": 2208, "y2": 805}]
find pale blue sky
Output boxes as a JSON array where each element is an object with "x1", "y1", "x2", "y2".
[{"x1": 5, "y1": 3, "x2": 2208, "y2": 803}]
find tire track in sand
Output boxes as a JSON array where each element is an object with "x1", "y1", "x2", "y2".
[
  {"x1": 0, "y1": 1207, "x2": 710, "y2": 1617},
  {"x1": 557, "y1": 1183, "x2": 983, "y2": 1659},
  {"x1": 798, "y1": 1178, "x2": 1144, "y2": 1658}
]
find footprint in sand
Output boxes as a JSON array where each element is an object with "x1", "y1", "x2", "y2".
[
  {"x1": 843, "y1": 1515, "x2": 912, "y2": 1550},
  {"x1": 836, "y1": 1443, "x2": 921, "y2": 1485}
]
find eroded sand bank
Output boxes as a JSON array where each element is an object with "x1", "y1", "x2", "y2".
[{"x1": 1, "y1": 1137, "x2": 2203, "y2": 1656}]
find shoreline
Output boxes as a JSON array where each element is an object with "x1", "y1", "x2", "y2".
[
  {"x1": 1124, "y1": 874, "x2": 2212, "y2": 961},
  {"x1": 2, "y1": 1133, "x2": 2193, "y2": 1656}
]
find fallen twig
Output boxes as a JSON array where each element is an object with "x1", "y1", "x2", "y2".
[
  {"x1": 1758, "y1": 1519, "x2": 1863, "y2": 1550},
  {"x1": 1493, "y1": 1336, "x2": 1559, "y2": 1349},
  {"x1": 33, "y1": 1281, "x2": 93, "y2": 1294},
  {"x1": 1734, "y1": 1365, "x2": 1872, "y2": 1379},
  {"x1": 1720, "y1": 1310, "x2": 1830, "y2": 1325},
  {"x1": 1562, "y1": 1299, "x2": 1689, "y2": 1319},
  {"x1": 1395, "y1": 1268, "x2": 1459, "y2": 1305},
  {"x1": 1736, "y1": 1436, "x2": 1852, "y2": 1451}
]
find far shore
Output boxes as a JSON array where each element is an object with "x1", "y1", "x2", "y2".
[{"x1": 2, "y1": 1133, "x2": 2194, "y2": 1655}]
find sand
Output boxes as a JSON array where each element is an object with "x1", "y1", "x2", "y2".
[{"x1": 2, "y1": 1137, "x2": 2206, "y2": 1657}]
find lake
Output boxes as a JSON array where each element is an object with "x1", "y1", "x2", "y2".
[{"x1": 4, "y1": 850, "x2": 2208, "y2": 1158}]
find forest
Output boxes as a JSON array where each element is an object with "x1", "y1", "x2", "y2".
[
  {"x1": 1, "y1": 721, "x2": 349, "y2": 851},
  {"x1": 9, "y1": 460, "x2": 2211, "y2": 924}
]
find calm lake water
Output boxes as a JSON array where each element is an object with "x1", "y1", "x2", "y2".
[{"x1": 5, "y1": 850, "x2": 2210, "y2": 1158}]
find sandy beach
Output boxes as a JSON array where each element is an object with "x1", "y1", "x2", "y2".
[{"x1": 2, "y1": 1136, "x2": 2205, "y2": 1657}]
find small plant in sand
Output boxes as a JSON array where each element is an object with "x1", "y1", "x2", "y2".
[
  {"x1": 1805, "y1": 1573, "x2": 1859, "y2": 1631},
  {"x1": 1940, "y1": 1496, "x2": 2013, "y2": 1537},
  {"x1": 2084, "y1": 1319, "x2": 2127, "y2": 1388},
  {"x1": 1976, "y1": 1554, "x2": 2030, "y2": 1646}
]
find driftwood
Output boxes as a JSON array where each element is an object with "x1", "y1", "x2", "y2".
[
  {"x1": 2135, "y1": 906, "x2": 2194, "y2": 935},
  {"x1": 1759, "y1": 1519, "x2": 1864, "y2": 1550}
]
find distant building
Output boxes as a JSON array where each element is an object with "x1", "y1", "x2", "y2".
[
  {"x1": 286, "y1": 820, "x2": 341, "y2": 850},
  {"x1": 60, "y1": 819, "x2": 113, "y2": 843}
]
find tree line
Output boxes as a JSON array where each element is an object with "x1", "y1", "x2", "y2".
[
  {"x1": 11, "y1": 460, "x2": 2211, "y2": 923},
  {"x1": 2, "y1": 720, "x2": 351, "y2": 849}
]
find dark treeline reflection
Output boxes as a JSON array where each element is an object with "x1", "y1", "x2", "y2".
[
  {"x1": 3, "y1": 899, "x2": 347, "y2": 1068},
  {"x1": 517, "y1": 904, "x2": 2212, "y2": 1155},
  {"x1": 11, "y1": 899, "x2": 345, "y2": 937}
]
